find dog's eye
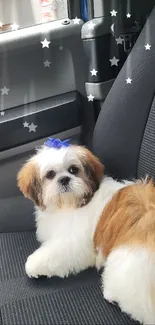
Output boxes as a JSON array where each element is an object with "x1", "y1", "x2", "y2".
[
  {"x1": 68, "y1": 165, "x2": 79, "y2": 175},
  {"x1": 46, "y1": 170, "x2": 56, "y2": 180}
]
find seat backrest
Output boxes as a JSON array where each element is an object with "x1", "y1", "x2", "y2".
[{"x1": 93, "y1": 5, "x2": 155, "y2": 180}]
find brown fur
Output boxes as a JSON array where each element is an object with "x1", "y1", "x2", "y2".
[
  {"x1": 94, "y1": 180, "x2": 155, "y2": 258},
  {"x1": 78, "y1": 146, "x2": 104, "y2": 188},
  {"x1": 83, "y1": 148, "x2": 104, "y2": 183},
  {"x1": 17, "y1": 159, "x2": 44, "y2": 208},
  {"x1": 75, "y1": 146, "x2": 104, "y2": 205}
]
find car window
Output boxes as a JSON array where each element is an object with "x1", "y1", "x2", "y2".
[{"x1": 0, "y1": 0, "x2": 68, "y2": 33}]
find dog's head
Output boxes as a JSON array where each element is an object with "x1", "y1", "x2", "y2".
[{"x1": 17, "y1": 143, "x2": 104, "y2": 211}]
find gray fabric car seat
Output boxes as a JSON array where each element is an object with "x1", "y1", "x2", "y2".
[
  {"x1": 93, "y1": 4, "x2": 155, "y2": 181},
  {"x1": 1, "y1": 5, "x2": 155, "y2": 325}
]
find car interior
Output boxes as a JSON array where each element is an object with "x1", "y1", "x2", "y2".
[{"x1": 1, "y1": 0, "x2": 155, "y2": 324}]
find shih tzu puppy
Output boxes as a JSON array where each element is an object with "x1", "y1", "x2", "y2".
[{"x1": 17, "y1": 138, "x2": 155, "y2": 325}]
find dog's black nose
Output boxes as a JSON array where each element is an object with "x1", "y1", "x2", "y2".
[{"x1": 60, "y1": 176, "x2": 70, "y2": 186}]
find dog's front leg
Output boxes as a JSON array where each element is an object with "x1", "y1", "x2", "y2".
[
  {"x1": 25, "y1": 241, "x2": 69, "y2": 278},
  {"x1": 25, "y1": 238, "x2": 95, "y2": 278}
]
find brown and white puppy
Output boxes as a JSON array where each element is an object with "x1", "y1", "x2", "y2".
[{"x1": 18, "y1": 142, "x2": 155, "y2": 324}]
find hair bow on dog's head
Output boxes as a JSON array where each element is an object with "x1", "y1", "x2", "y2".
[{"x1": 45, "y1": 138, "x2": 71, "y2": 149}]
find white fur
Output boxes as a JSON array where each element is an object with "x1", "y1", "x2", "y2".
[
  {"x1": 103, "y1": 246, "x2": 155, "y2": 324},
  {"x1": 25, "y1": 176, "x2": 127, "y2": 278}
]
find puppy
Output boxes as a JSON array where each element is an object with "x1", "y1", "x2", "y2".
[{"x1": 17, "y1": 138, "x2": 155, "y2": 324}]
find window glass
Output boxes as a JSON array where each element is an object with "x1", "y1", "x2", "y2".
[{"x1": 0, "y1": 0, "x2": 68, "y2": 33}]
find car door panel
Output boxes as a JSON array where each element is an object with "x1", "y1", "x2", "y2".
[
  {"x1": 0, "y1": 19, "x2": 86, "y2": 110},
  {"x1": 0, "y1": 13, "x2": 86, "y2": 232},
  {"x1": 0, "y1": 91, "x2": 81, "y2": 151}
]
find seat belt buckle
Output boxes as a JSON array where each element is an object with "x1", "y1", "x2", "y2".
[{"x1": 112, "y1": 20, "x2": 140, "y2": 54}]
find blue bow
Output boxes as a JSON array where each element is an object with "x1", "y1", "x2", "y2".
[{"x1": 44, "y1": 138, "x2": 70, "y2": 149}]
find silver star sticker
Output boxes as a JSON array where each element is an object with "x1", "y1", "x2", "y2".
[
  {"x1": 88, "y1": 21, "x2": 95, "y2": 30},
  {"x1": 116, "y1": 36, "x2": 124, "y2": 45},
  {"x1": 11, "y1": 22, "x2": 19, "y2": 31},
  {"x1": 41, "y1": 39, "x2": 51, "y2": 48},
  {"x1": 44, "y1": 60, "x2": 51, "y2": 67},
  {"x1": 126, "y1": 13, "x2": 131, "y2": 18},
  {"x1": 90, "y1": 69, "x2": 98, "y2": 76},
  {"x1": 0, "y1": 22, "x2": 3, "y2": 28},
  {"x1": 0, "y1": 111, "x2": 5, "y2": 116},
  {"x1": 23, "y1": 121, "x2": 29, "y2": 128},
  {"x1": 73, "y1": 17, "x2": 81, "y2": 25},
  {"x1": 1, "y1": 86, "x2": 10, "y2": 95},
  {"x1": 87, "y1": 94, "x2": 95, "y2": 102},
  {"x1": 110, "y1": 9, "x2": 117, "y2": 17},
  {"x1": 28, "y1": 123, "x2": 38, "y2": 132},
  {"x1": 126, "y1": 78, "x2": 132, "y2": 84},
  {"x1": 145, "y1": 44, "x2": 151, "y2": 50},
  {"x1": 109, "y1": 56, "x2": 120, "y2": 66}
]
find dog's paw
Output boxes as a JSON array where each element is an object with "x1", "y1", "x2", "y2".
[
  {"x1": 25, "y1": 249, "x2": 50, "y2": 278},
  {"x1": 25, "y1": 253, "x2": 40, "y2": 278}
]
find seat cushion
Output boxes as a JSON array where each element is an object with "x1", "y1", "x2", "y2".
[
  {"x1": 93, "y1": 5, "x2": 155, "y2": 180},
  {"x1": 0, "y1": 232, "x2": 139, "y2": 325}
]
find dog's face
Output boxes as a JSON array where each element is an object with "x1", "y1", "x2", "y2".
[{"x1": 17, "y1": 145, "x2": 104, "y2": 211}]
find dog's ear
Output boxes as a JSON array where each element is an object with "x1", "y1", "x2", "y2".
[
  {"x1": 17, "y1": 159, "x2": 43, "y2": 207},
  {"x1": 76, "y1": 146, "x2": 104, "y2": 190},
  {"x1": 83, "y1": 148, "x2": 104, "y2": 183}
]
